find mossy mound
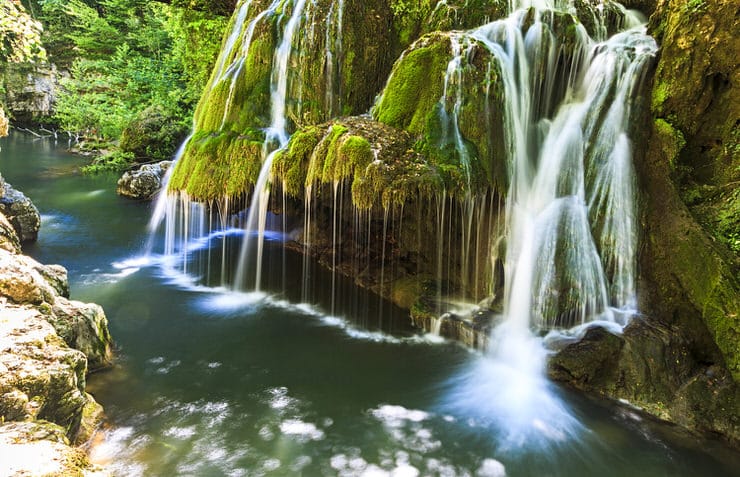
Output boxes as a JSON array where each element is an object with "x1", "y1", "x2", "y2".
[
  {"x1": 374, "y1": 31, "x2": 504, "y2": 194},
  {"x1": 169, "y1": 130, "x2": 264, "y2": 201},
  {"x1": 273, "y1": 116, "x2": 445, "y2": 210},
  {"x1": 375, "y1": 11, "x2": 586, "y2": 196}
]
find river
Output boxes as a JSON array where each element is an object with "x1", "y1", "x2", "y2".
[{"x1": 1, "y1": 131, "x2": 737, "y2": 476}]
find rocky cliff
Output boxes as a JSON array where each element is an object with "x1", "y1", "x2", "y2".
[
  {"x1": 0, "y1": 0, "x2": 58, "y2": 126},
  {"x1": 0, "y1": 199, "x2": 113, "y2": 474}
]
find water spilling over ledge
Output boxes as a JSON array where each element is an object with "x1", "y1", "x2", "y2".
[
  {"x1": 139, "y1": 0, "x2": 740, "y2": 451},
  {"x1": 152, "y1": 0, "x2": 656, "y2": 335}
]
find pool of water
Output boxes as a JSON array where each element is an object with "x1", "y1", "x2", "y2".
[{"x1": 1, "y1": 132, "x2": 737, "y2": 476}]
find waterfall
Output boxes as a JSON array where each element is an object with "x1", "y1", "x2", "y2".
[
  {"x1": 233, "y1": 0, "x2": 308, "y2": 291},
  {"x1": 477, "y1": 11, "x2": 655, "y2": 331},
  {"x1": 324, "y1": 0, "x2": 345, "y2": 117},
  {"x1": 146, "y1": 0, "x2": 655, "y2": 342}
]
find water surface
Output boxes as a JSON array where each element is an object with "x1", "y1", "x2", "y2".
[{"x1": 1, "y1": 132, "x2": 737, "y2": 476}]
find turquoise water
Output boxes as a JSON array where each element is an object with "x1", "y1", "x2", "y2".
[{"x1": 1, "y1": 132, "x2": 737, "y2": 476}]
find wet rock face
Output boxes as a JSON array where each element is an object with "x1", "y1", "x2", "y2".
[
  {"x1": 636, "y1": 0, "x2": 740, "y2": 381},
  {"x1": 0, "y1": 175, "x2": 40, "y2": 243},
  {"x1": 548, "y1": 320, "x2": 740, "y2": 444},
  {"x1": 117, "y1": 160, "x2": 173, "y2": 200}
]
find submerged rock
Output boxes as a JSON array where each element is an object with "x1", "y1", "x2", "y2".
[
  {"x1": 0, "y1": 174, "x2": 40, "y2": 243},
  {"x1": 117, "y1": 160, "x2": 173, "y2": 200}
]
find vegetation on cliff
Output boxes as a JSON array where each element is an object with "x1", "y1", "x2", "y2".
[{"x1": 0, "y1": 0, "x2": 229, "y2": 171}]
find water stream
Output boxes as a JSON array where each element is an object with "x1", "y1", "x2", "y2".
[{"x1": 2, "y1": 132, "x2": 738, "y2": 477}]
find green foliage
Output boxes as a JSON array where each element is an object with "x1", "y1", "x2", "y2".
[
  {"x1": 167, "y1": 8, "x2": 229, "y2": 106},
  {"x1": 81, "y1": 150, "x2": 135, "y2": 174},
  {"x1": 0, "y1": 1, "x2": 47, "y2": 63},
  {"x1": 54, "y1": 41, "x2": 187, "y2": 139},
  {"x1": 34, "y1": 0, "x2": 227, "y2": 151},
  {"x1": 120, "y1": 105, "x2": 189, "y2": 161}
]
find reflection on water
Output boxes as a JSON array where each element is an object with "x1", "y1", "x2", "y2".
[{"x1": 1, "y1": 132, "x2": 738, "y2": 476}]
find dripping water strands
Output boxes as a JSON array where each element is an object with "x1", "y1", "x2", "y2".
[
  {"x1": 440, "y1": 4, "x2": 657, "y2": 447},
  {"x1": 218, "y1": 0, "x2": 283, "y2": 131},
  {"x1": 324, "y1": 0, "x2": 345, "y2": 118},
  {"x1": 234, "y1": 0, "x2": 308, "y2": 292}
]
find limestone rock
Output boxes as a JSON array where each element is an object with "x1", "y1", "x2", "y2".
[
  {"x1": 0, "y1": 307, "x2": 88, "y2": 432},
  {"x1": 117, "y1": 160, "x2": 173, "y2": 200},
  {"x1": 1, "y1": 62, "x2": 58, "y2": 125},
  {"x1": 0, "y1": 210, "x2": 21, "y2": 254},
  {"x1": 0, "y1": 248, "x2": 56, "y2": 305},
  {"x1": 0, "y1": 421, "x2": 108, "y2": 477},
  {"x1": 51, "y1": 298, "x2": 113, "y2": 372},
  {"x1": 0, "y1": 175, "x2": 41, "y2": 243}
]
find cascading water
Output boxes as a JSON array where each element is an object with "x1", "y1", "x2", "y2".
[
  {"x1": 149, "y1": 0, "x2": 654, "y2": 339},
  {"x1": 443, "y1": 2, "x2": 656, "y2": 449},
  {"x1": 234, "y1": 0, "x2": 308, "y2": 291}
]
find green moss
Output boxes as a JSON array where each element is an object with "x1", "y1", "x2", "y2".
[
  {"x1": 272, "y1": 126, "x2": 323, "y2": 197},
  {"x1": 193, "y1": 26, "x2": 275, "y2": 133},
  {"x1": 374, "y1": 33, "x2": 450, "y2": 135},
  {"x1": 169, "y1": 130, "x2": 264, "y2": 201},
  {"x1": 424, "y1": 0, "x2": 507, "y2": 33},
  {"x1": 651, "y1": 81, "x2": 670, "y2": 114},
  {"x1": 653, "y1": 118, "x2": 686, "y2": 171}
]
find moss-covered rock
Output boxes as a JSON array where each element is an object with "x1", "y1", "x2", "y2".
[
  {"x1": 174, "y1": 0, "x2": 403, "y2": 202},
  {"x1": 648, "y1": 0, "x2": 739, "y2": 257},
  {"x1": 374, "y1": 32, "x2": 451, "y2": 136},
  {"x1": 273, "y1": 116, "x2": 444, "y2": 210},
  {"x1": 637, "y1": 0, "x2": 740, "y2": 380},
  {"x1": 120, "y1": 106, "x2": 189, "y2": 162},
  {"x1": 548, "y1": 320, "x2": 740, "y2": 442}
]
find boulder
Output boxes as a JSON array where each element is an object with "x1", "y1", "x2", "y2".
[
  {"x1": 51, "y1": 298, "x2": 113, "y2": 372},
  {"x1": 548, "y1": 320, "x2": 740, "y2": 443},
  {"x1": 0, "y1": 175, "x2": 41, "y2": 243},
  {"x1": 117, "y1": 160, "x2": 173, "y2": 200},
  {"x1": 0, "y1": 248, "x2": 56, "y2": 305}
]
